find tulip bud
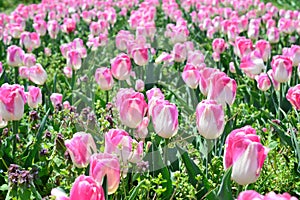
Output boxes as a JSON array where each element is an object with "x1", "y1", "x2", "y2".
[
  {"x1": 255, "y1": 73, "x2": 271, "y2": 91},
  {"x1": 23, "y1": 54, "x2": 36, "y2": 67},
  {"x1": 63, "y1": 66, "x2": 73, "y2": 78},
  {"x1": 135, "y1": 117, "x2": 149, "y2": 140},
  {"x1": 196, "y1": 100, "x2": 225, "y2": 139},
  {"x1": 111, "y1": 53, "x2": 132, "y2": 80},
  {"x1": 182, "y1": 64, "x2": 200, "y2": 89},
  {"x1": 212, "y1": 38, "x2": 226, "y2": 54},
  {"x1": 151, "y1": 100, "x2": 178, "y2": 138},
  {"x1": 240, "y1": 50, "x2": 266, "y2": 76},
  {"x1": 132, "y1": 46, "x2": 149, "y2": 66},
  {"x1": 7, "y1": 45, "x2": 24, "y2": 67},
  {"x1": 95, "y1": 67, "x2": 114, "y2": 91},
  {"x1": 28, "y1": 63, "x2": 47, "y2": 85},
  {"x1": 271, "y1": 55, "x2": 293, "y2": 83},
  {"x1": 44, "y1": 48, "x2": 51, "y2": 57},
  {"x1": 173, "y1": 43, "x2": 187, "y2": 62},
  {"x1": 286, "y1": 84, "x2": 300, "y2": 110},
  {"x1": 67, "y1": 49, "x2": 82, "y2": 71},
  {"x1": 33, "y1": 20, "x2": 47, "y2": 36},
  {"x1": 89, "y1": 153, "x2": 120, "y2": 195},
  {"x1": 26, "y1": 86, "x2": 42, "y2": 108},
  {"x1": 47, "y1": 20, "x2": 60, "y2": 39},
  {"x1": 20, "y1": 32, "x2": 40, "y2": 52},
  {"x1": 50, "y1": 93, "x2": 63, "y2": 107},
  {"x1": 224, "y1": 126, "x2": 269, "y2": 185},
  {"x1": 65, "y1": 132, "x2": 97, "y2": 168},
  {"x1": 0, "y1": 84, "x2": 26, "y2": 121},
  {"x1": 255, "y1": 40, "x2": 271, "y2": 62},
  {"x1": 135, "y1": 79, "x2": 145, "y2": 92},
  {"x1": 69, "y1": 175, "x2": 104, "y2": 200}
]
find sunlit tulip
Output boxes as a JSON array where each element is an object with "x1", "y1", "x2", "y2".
[
  {"x1": 28, "y1": 64, "x2": 47, "y2": 85},
  {"x1": 67, "y1": 49, "x2": 82, "y2": 71},
  {"x1": 271, "y1": 55, "x2": 293, "y2": 83},
  {"x1": 255, "y1": 40, "x2": 271, "y2": 62},
  {"x1": 65, "y1": 132, "x2": 97, "y2": 168},
  {"x1": 0, "y1": 84, "x2": 26, "y2": 121},
  {"x1": 47, "y1": 20, "x2": 60, "y2": 39},
  {"x1": 23, "y1": 54, "x2": 36, "y2": 67},
  {"x1": 89, "y1": 153, "x2": 120, "y2": 194},
  {"x1": 70, "y1": 175, "x2": 104, "y2": 200},
  {"x1": 111, "y1": 53, "x2": 132, "y2": 80},
  {"x1": 286, "y1": 84, "x2": 300, "y2": 110},
  {"x1": 224, "y1": 126, "x2": 269, "y2": 185},
  {"x1": 95, "y1": 67, "x2": 114, "y2": 91},
  {"x1": 173, "y1": 43, "x2": 187, "y2": 62},
  {"x1": 7, "y1": 45, "x2": 24, "y2": 67},
  {"x1": 196, "y1": 100, "x2": 225, "y2": 139},
  {"x1": 182, "y1": 64, "x2": 200, "y2": 89},
  {"x1": 255, "y1": 73, "x2": 271, "y2": 91},
  {"x1": 26, "y1": 86, "x2": 42, "y2": 108},
  {"x1": 50, "y1": 93, "x2": 63, "y2": 107},
  {"x1": 135, "y1": 79, "x2": 145, "y2": 91},
  {"x1": 240, "y1": 50, "x2": 266, "y2": 76}
]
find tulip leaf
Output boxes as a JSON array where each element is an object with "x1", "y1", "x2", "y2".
[
  {"x1": 177, "y1": 145, "x2": 218, "y2": 200},
  {"x1": 290, "y1": 127, "x2": 300, "y2": 174},
  {"x1": 128, "y1": 180, "x2": 145, "y2": 200},
  {"x1": 269, "y1": 120, "x2": 293, "y2": 147},
  {"x1": 102, "y1": 175, "x2": 108, "y2": 200},
  {"x1": 24, "y1": 109, "x2": 50, "y2": 168},
  {"x1": 217, "y1": 168, "x2": 233, "y2": 200}
]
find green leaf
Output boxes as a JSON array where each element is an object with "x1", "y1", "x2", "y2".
[
  {"x1": 0, "y1": 184, "x2": 8, "y2": 191},
  {"x1": 217, "y1": 168, "x2": 233, "y2": 200},
  {"x1": 128, "y1": 180, "x2": 145, "y2": 200},
  {"x1": 102, "y1": 175, "x2": 108, "y2": 200}
]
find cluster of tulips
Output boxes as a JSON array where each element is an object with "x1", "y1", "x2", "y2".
[{"x1": 0, "y1": 0, "x2": 299, "y2": 199}]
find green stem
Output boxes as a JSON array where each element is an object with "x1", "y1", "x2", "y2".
[
  {"x1": 70, "y1": 70, "x2": 76, "y2": 104},
  {"x1": 106, "y1": 91, "x2": 109, "y2": 104},
  {"x1": 14, "y1": 67, "x2": 18, "y2": 84},
  {"x1": 278, "y1": 83, "x2": 283, "y2": 120},
  {"x1": 164, "y1": 138, "x2": 169, "y2": 165},
  {"x1": 12, "y1": 121, "x2": 19, "y2": 158}
]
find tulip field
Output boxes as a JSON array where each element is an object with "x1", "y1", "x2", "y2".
[{"x1": 1, "y1": 0, "x2": 300, "y2": 199}]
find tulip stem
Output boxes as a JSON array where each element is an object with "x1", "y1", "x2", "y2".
[
  {"x1": 70, "y1": 70, "x2": 76, "y2": 104},
  {"x1": 106, "y1": 91, "x2": 109, "y2": 104},
  {"x1": 12, "y1": 121, "x2": 19, "y2": 157},
  {"x1": 278, "y1": 84, "x2": 283, "y2": 120},
  {"x1": 14, "y1": 67, "x2": 18, "y2": 84},
  {"x1": 164, "y1": 138, "x2": 169, "y2": 165}
]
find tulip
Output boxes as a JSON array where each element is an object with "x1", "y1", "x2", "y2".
[
  {"x1": 229, "y1": 62, "x2": 236, "y2": 73},
  {"x1": 255, "y1": 40, "x2": 271, "y2": 62},
  {"x1": 182, "y1": 64, "x2": 200, "y2": 89},
  {"x1": 135, "y1": 79, "x2": 145, "y2": 92},
  {"x1": 7, "y1": 45, "x2": 24, "y2": 67},
  {"x1": 115, "y1": 30, "x2": 134, "y2": 51},
  {"x1": 20, "y1": 32, "x2": 40, "y2": 52},
  {"x1": 267, "y1": 27, "x2": 280, "y2": 44},
  {"x1": 119, "y1": 92, "x2": 148, "y2": 128},
  {"x1": 283, "y1": 45, "x2": 300, "y2": 67},
  {"x1": 0, "y1": 84, "x2": 26, "y2": 121},
  {"x1": 51, "y1": 188, "x2": 69, "y2": 200},
  {"x1": 47, "y1": 20, "x2": 60, "y2": 39},
  {"x1": 237, "y1": 190, "x2": 263, "y2": 200},
  {"x1": 132, "y1": 46, "x2": 149, "y2": 66},
  {"x1": 224, "y1": 126, "x2": 269, "y2": 185},
  {"x1": 69, "y1": 175, "x2": 104, "y2": 200},
  {"x1": 212, "y1": 38, "x2": 227, "y2": 54},
  {"x1": 240, "y1": 50, "x2": 266, "y2": 77},
  {"x1": 173, "y1": 43, "x2": 187, "y2": 62},
  {"x1": 50, "y1": 93, "x2": 63, "y2": 107},
  {"x1": 111, "y1": 53, "x2": 132, "y2": 80},
  {"x1": 63, "y1": 66, "x2": 72, "y2": 78},
  {"x1": 286, "y1": 84, "x2": 300, "y2": 110},
  {"x1": 67, "y1": 49, "x2": 82, "y2": 71},
  {"x1": 271, "y1": 55, "x2": 293, "y2": 83},
  {"x1": 264, "y1": 192, "x2": 298, "y2": 200},
  {"x1": 28, "y1": 63, "x2": 47, "y2": 85},
  {"x1": 151, "y1": 99, "x2": 178, "y2": 138},
  {"x1": 89, "y1": 153, "x2": 120, "y2": 194},
  {"x1": 196, "y1": 100, "x2": 225, "y2": 139},
  {"x1": 234, "y1": 37, "x2": 254, "y2": 59},
  {"x1": 65, "y1": 132, "x2": 97, "y2": 168},
  {"x1": 89, "y1": 22, "x2": 101, "y2": 36},
  {"x1": 135, "y1": 117, "x2": 149, "y2": 140},
  {"x1": 23, "y1": 54, "x2": 36, "y2": 67},
  {"x1": 26, "y1": 86, "x2": 42, "y2": 108},
  {"x1": 44, "y1": 48, "x2": 51, "y2": 57},
  {"x1": 33, "y1": 20, "x2": 47, "y2": 36},
  {"x1": 61, "y1": 18, "x2": 76, "y2": 34},
  {"x1": 95, "y1": 67, "x2": 114, "y2": 91},
  {"x1": 199, "y1": 68, "x2": 220, "y2": 96},
  {"x1": 255, "y1": 73, "x2": 271, "y2": 91}
]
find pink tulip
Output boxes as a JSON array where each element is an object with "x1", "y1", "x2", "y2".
[
  {"x1": 111, "y1": 53, "x2": 132, "y2": 80},
  {"x1": 229, "y1": 62, "x2": 236, "y2": 73},
  {"x1": 67, "y1": 49, "x2": 82, "y2": 71},
  {"x1": 118, "y1": 91, "x2": 147, "y2": 128},
  {"x1": 50, "y1": 93, "x2": 63, "y2": 107},
  {"x1": 7, "y1": 45, "x2": 24, "y2": 67},
  {"x1": 115, "y1": 30, "x2": 134, "y2": 51},
  {"x1": 69, "y1": 175, "x2": 104, "y2": 200},
  {"x1": 135, "y1": 117, "x2": 149, "y2": 140},
  {"x1": 44, "y1": 48, "x2": 51, "y2": 57},
  {"x1": 212, "y1": 38, "x2": 227, "y2": 54},
  {"x1": 20, "y1": 32, "x2": 40, "y2": 52},
  {"x1": 28, "y1": 64, "x2": 47, "y2": 85},
  {"x1": 135, "y1": 79, "x2": 145, "y2": 91},
  {"x1": 173, "y1": 43, "x2": 187, "y2": 62},
  {"x1": 132, "y1": 46, "x2": 149, "y2": 66},
  {"x1": 255, "y1": 40, "x2": 271, "y2": 62},
  {"x1": 0, "y1": 84, "x2": 26, "y2": 121},
  {"x1": 89, "y1": 22, "x2": 101, "y2": 36},
  {"x1": 267, "y1": 27, "x2": 280, "y2": 44},
  {"x1": 234, "y1": 37, "x2": 254, "y2": 58},
  {"x1": 187, "y1": 50, "x2": 205, "y2": 67},
  {"x1": 26, "y1": 86, "x2": 42, "y2": 108},
  {"x1": 63, "y1": 66, "x2": 72, "y2": 78},
  {"x1": 267, "y1": 69, "x2": 280, "y2": 91},
  {"x1": 283, "y1": 45, "x2": 300, "y2": 66},
  {"x1": 151, "y1": 99, "x2": 178, "y2": 138},
  {"x1": 199, "y1": 68, "x2": 220, "y2": 96},
  {"x1": 271, "y1": 55, "x2": 293, "y2": 83},
  {"x1": 155, "y1": 52, "x2": 174, "y2": 66},
  {"x1": 196, "y1": 100, "x2": 225, "y2": 139},
  {"x1": 286, "y1": 84, "x2": 300, "y2": 110},
  {"x1": 33, "y1": 20, "x2": 47, "y2": 36},
  {"x1": 47, "y1": 20, "x2": 60, "y2": 39},
  {"x1": 207, "y1": 73, "x2": 237, "y2": 106},
  {"x1": 264, "y1": 192, "x2": 298, "y2": 200},
  {"x1": 255, "y1": 73, "x2": 271, "y2": 91},
  {"x1": 65, "y1": 132, "x2": 97, "y2": 168},
  {"x1": 51, "y1": 188, "x2": 69, "y2": 200},
  {"x1": 237, "y1": 190, "x2": 263, "y2": 200},
  {"x1": 95, "y1": 67, "x2": 114, "y2": 91},
  {"x1": 23, "y1": 54, "x2": 36, "y2": 67},
  {"x1": 224, "y1": 126, "x2": 269, "y2": 185},
  {"x1": 240, "y1": 50, "x2": 266, "y2": 76},
  {"x1": 89, "y1": 153, "x2": 120, "y2": 194},
  {"x1": 247, "y1": 26, "x2": 259, "y2": 40},
  {"x1": 61, "y1": 18, "x2": 76, "y2": 34},
  {"x1": 182, "y1": 64, "x2": 200, "y2": 89}
]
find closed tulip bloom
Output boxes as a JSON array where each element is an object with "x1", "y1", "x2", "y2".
[
  {"x1": 119, "y1": 92, "x2": 148, "y2": 128},
  {"x1": 51, "y1": 188, "x2": 69, "y2": 200},
  {"x1": 95, "y1": 67, "x2": 114, "y2": 91},
  {"x1": 271, "y1": 55, "x2": 293, "y2": 83},
  {"x1": 50, "y1": 93, "x2": 63, "y2": 107},
  {"x1": 115, "y1": 30, "x2": 134, "y2": 51},
  {"x1": 7, "y1": 45, "x2": 24, "y2": 67},
  {"x1": 267, "y1": 69, "x2": 280, "y2": 91},
  {"x1": 264, "y1": 192, "x2": 298, "y2": 200},
  {"x1": 212, "y1": 38, "x2": 227, "y2": 54},
  {"x1": 237, "y1": 190, "x2": 263, "y2": 200},
  {"x1": 23, "y1": 54, "x2": 36, "y2": 67},
  {"x1": 187, "y1": 50, "x2": 205, "y2": 68},
  {"x1": 255, "y1": 73, "x2": 271, "y2": 91},
  {"x1": 20, "y1": 32, "x2": 40, "y2": 52},
  {"x1": 199, "y1": 68, "x2": 220, "y2": 96},
  {"x1": 111, "y1": 53, "x2": 132, "y2": 80},
  {"x1": 224, "y1": 126, "x2": 269, "y2": 185},
  {"x1": 234, "y1": 37, "x2": 254, "y2": 59},
  {"x1": 134, "y1": 79, "x2": 144, "y2": 92},
  {"x1": 173, "y1": 43, "x2": 187, "y2": 62},
  {"x1": 28, "y1": 63, "x2": 47, "y2": 85},
  {"x1": 286, "y1": 45, "x2": 300, "y2": 66},
  {"x1": 26, "y1": 86, "x2": 42, "y2": 108},
  {"x1": 89, "y1": 153, "x2": 120, "y2": 195},
  {"x1": 182, "y1": 64, "x2": 200, "y2": 89},
  {"x1": 67, "y1": 49, "x2": 82, "y2": 71},
  {"x1": 63, "y1": 66, "x2": 72, "y2": 78},
  {"x1": 47, "y1": 20, "x2": 60, "y2": 39},
  {"x1": 135, "y1": 117, "x2": 149, "y2": 140},
  {"x1": 267, "y1": 27, "x2": 280, "y2": 44},
  {"x1": 65, "y1": 132, "x2": 97, "y2": 168},
  {"x1": 255, "y1": 40, "x2": 271, "y2": 62},
  {"x1": 70, "y1": 175, "x2": 104, "y2": 200},
  {"x1": 132, "y1": 46, "x2": 149, "y2": 66},
  {"x1": 0, "y1": 84, "x2": 26, "y2": 121},
  {"x1": 61, "y1": 18, "x2": 76, "y2": 34},
  {"x1": 240, "y1": 50, "x2": 266, "y2": 77},
  {"x1": 151, "y1": 100, "x2": 178, "y2": 138},
  {"x1": 286, "y1": 84, "x2": 300, "y2": 110},
  {"x1": 33, "y1": 20, "x2": 47, "y2": 36},
  {"x1": 196, "y1": 100, "x2": 225, "y2": 139}
]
